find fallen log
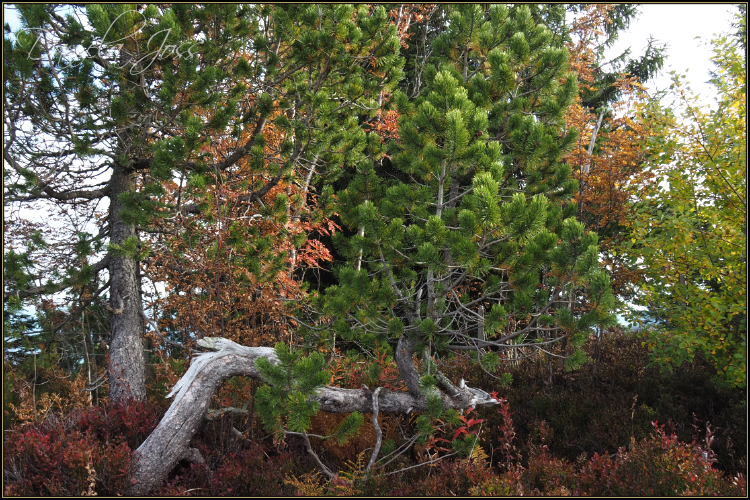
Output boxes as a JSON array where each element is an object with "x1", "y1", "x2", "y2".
[{"x1": 126, "y1": 337, "x2": 498, "y2": 495}]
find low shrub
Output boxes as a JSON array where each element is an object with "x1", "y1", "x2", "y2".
[
  {"x1": 3, "y1": 400, "x2": 161, "y2": 496},
  {"x1": 467, "y1": 422, "x2": 746, "y2": 497},
  {"x1": 355, "y1": 458, "x2": 496, "y2": 496},
  {"x1": 576, "y1": 422, "x2": 746, "y2": 496},
  {"x1": 440, "y1": 329, "x2": 746, "y2": 476},
  {"x1": 75, "y1": 399, "x2": 163, "y2": 450},
  {"x1": 153, "y1": 441, "x2": 304, "y2": 496},
  {"x1": 4, "y1": 329, "x2": 745, "y2": 496}
]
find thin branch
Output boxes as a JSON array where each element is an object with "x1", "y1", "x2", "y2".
[
  {"x1": 366, "y1": 387, "x2": 383, "y2": 473},
  {"x1": 3, "y1": 255, "x2": 110, "y2": 302},
  {"x1": 302, "y1": 431, "x2": 335, "y2": 479},
  {"x1": 384, "y1": 451, "x2": 460, "y2": 475}
]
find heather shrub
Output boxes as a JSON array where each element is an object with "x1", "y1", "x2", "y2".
[
  {"x1": 354, "y1": 458, "x2": 496, "y2": 496},
  {"x1": 577, "y1": 422, "x2": 746, "y2": 496},
  {"x1": 75, "y1": 399, "x2": 163, "y2": 450},
  {"x1": 4, "y1": 328, "x2": 745, "y2": 496},
  {"x1": 411, "y1": 459, "x2": 496, "y2": 496},
  {"x1": 468, "y1": 422, "x2": 746, "y2": 497},
  {"x1": 153, "y1": 440, "x2": 309, "y2": 496},
  {"x1": 2, "y1": 402, "x2": 160, "y2": 496},
  {"x1": 469, "y1": 466, "x2": 525, "y2": 496},
  {"x1": 522, "y1": 452, "x2": 578, "y2": 495},
  {"x1": 441, "y1": 329, "x2": 746, "y2": 476}
]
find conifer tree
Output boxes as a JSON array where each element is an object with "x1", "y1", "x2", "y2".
[
  {"x1": 3, "y1": 4, "x2": 403, "y2": 403},
  {"x1": 4, "y1": 5, "x2": 622, "y2": 491},
  {"x1": 318, "y1": 5, "x2": 615, "y2": 401}
]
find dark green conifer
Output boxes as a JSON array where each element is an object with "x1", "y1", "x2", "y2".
[{"x1": 322, "y1": 5, "x2": 615, "y2": 403}]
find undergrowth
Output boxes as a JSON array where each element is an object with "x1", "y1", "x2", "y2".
[{"x1": 3, "y1": 331, "x2": 746, "y2": 496}]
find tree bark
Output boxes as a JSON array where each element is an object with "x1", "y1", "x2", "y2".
[
  {"x1": 107, "y1": 163, "x2": 147, "y2": 403},
  {"x1": 126, "y1": 337, "x2": 498, "y2": 496}
]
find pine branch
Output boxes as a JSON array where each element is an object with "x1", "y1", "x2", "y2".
[{"x1": 3, "y1": 256, "x2": 110, "y2": 302}]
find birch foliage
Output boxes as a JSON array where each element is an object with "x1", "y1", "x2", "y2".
[{"x1": 628, "y1": 19, "x2": 747, "y2": 388}]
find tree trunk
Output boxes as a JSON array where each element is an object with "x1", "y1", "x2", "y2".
[
  {"x1": 126, "y1": 337, "x2": 498, "y2": 495},
  {"x1": 108, "y1": 163, "x2": 147, "y2": 403}
]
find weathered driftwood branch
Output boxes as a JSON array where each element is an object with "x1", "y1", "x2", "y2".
[
  {"x1": 126, "y1": 337, "x2": 498, "y2": 496},
  {"x1": 366, "y1": 387, "x2": 384, "y2": 473}
]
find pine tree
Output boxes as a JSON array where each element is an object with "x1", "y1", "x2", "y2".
[
  {"x1": 3, "y1": 4, "x2": 403, "y2": 403},
  {"x1": 4, "y1": 5, "x2": 621, "y2": 490},
  {"x1": 319, "y1": 5, "x2": 615, "y2": 401}
]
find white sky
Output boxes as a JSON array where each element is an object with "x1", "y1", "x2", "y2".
[{"x1": 606, "y1": 3, "x2": 740, "y2": 107}]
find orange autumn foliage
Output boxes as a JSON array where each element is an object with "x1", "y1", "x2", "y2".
[
  {"x1": 142, "y1": 6, "x2": 436, "y2": 353},
  {"x1": 563, "y1": 5, "x2": 655, "y2": 298},
  {"x1": 145, "y1": 95, "x2": 337, "y2": 351},
  {"x1": 387, "y1": 4, "x2": 438, "y2": 50},
  {"x1": 5, "y1": 361, "x2": 92, "y2": 425}
]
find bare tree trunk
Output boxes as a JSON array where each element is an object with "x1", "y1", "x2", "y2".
[
  {"x1": 108, "y1": 164, "x2": 147, "y2": 403},
  {"x1": 126, "y1": 337, "x2": 498, "y2": 495},
  {"x1": 578, "y1": 109, "x2": 606, "y2": 221}
]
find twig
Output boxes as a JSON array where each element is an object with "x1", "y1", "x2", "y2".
[
  {"x1": 81, "y1": 371, "x2": 108, "y2": 392},
  {"x1": 385, "y1": 451, "x2": 460, "y2": 475},
  {"x1": 377, "y1": 432, "x2": 423, "y2": 469},
  {"x1": 302, "y1": 431, "x2": 335, "y2": 479}
]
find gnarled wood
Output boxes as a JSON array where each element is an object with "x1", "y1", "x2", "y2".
[{"x1": 126, "y1": 337, "x2": 497, "y2": 495}]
